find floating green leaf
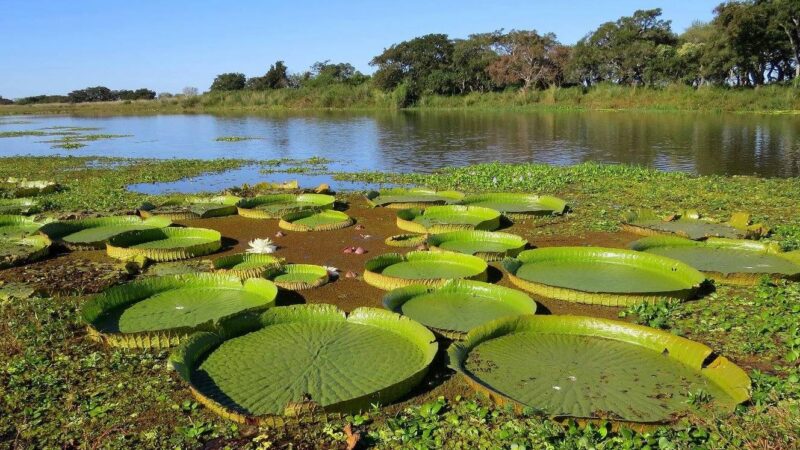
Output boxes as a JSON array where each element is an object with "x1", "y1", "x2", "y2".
[
  {"x1": 459, "y1": 193, "x2": 568, "y2": 218},
  {"x1": 82, "y1": 273, "x2": 278, "y2": 349},
  {"x1": 364, "y1": 251, "x2": 488, "y2": 290},
  {"x1": 106, "y1": 227, "x2": 221, "y2": 262},
  {"x1": 40, "y1": 215, "x2": 172, "y2": 250},
  {"x1": 0, "y1": 198, "x2": 42, "y2": 215},
  {"x1": 503, "y1": 247, "x2": 707, "y2": 306},
  {"x1": 278, "y1": 209, "x2": 353, "y2": 232},
  {"x1": 213, "y1": 253, "x2": 285, "y2": 280},
  {"x1": 383, "y1": 280, "x2": 536, "y2": 338},
  {"x1": 385, "y1": 233, "x2": 428, "y2": 248},
  {"x1": 140, "y1": 195, "x2": 240, "y2": 220},
  {"x1": 630, "y1": 236, "x2": 800, "y2": 285},
  {"x1": 365, "y1": 189, "x2": 464, "y2": 209},
  {"x1": 448, "y1": 315, "x2": 751, "y2": 423},
  {"x1": 427, "y1": 230, "x2": 527, "y2": 261},
  {"x1": 266, "y1": 264, "x2": 329, "y2": 290},
  {"x1": 236, "y1": 194, "x2": 335, "y2": 219},
  {"x1": 0, "y1": 234, "x2": 50, "y2": 269},
  {"x1": 0, "y1": 215, "x2": 45, "y2": 239},
  {"x1": 170, "y1": 305, "x2": 437, "y2": 424},
  {"x1": 622, "y1": 210, "x2": 768, "y2": 240},
  {"x1": 396, "y1": 205, "x2": 501, "y2": 234},
  {"x1": 0, "y1": 178, "x2": 58, "y2": 198}
]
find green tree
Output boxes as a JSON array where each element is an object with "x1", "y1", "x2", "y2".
[
  {"x1": 210, "y1": 73, "x2": 246, "y2": 91},
  {"x1": 246, "y1": 61, "x2": 290, "y2": 90},
  {"x1": 573, "y1": 9, "x2": 678, "y2": 86},
  {"x1": 67, "y1": 86, "x2": 117, "y2": 103},
  {"x1": 0, "y1": 96, "x2": 13, "y2": 105},
  {"x1": 762, "y1": 0, "x2": 800, "y2": 78},
  {"x1": 451, "y1": 34, "x2": 498, "y2": 93},
  {"x1": 370, "y1": 33, "x2": 456, "y2": 97}
]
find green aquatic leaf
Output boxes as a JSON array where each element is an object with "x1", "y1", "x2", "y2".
[
  {"x1": 503, "y1": 247, "x2": 708, "y2": 306},
  {"x1": 278, "y1": 209, "x2": 353, "y2": 232},
  {"x1": 396, "y1": 205, "x2": 501, "y2": 234},
  {"x1": 106, "y1": 227, "x2": 221, "y2": 262},
  {"x1": 39, "y1": 215, "x2": 172, "y2": 250},
  {"x1": 458, "y1": 193, "x2": 568, "y2": 217},
  {"x1": 266, "y1": 264, "x2": 329, "y2": 290},
  {"x1": 141, "y1": 195, "x2": 241, "y2": 220},
  {"x1": 427, "y1": 230, "x2": 527, "y2": 261},
  {"x1": 364, "y1": 251, "x2": 488, "y2": 290},
  {"x1": 237, "y1": 194, "x2": 335, "y2": 219},
  {"x1": 0, "y1": 215, "x2": 44, "y2": 238},
  {"x1": 170, "y1": 305, "x2": 437, "y2": 422},
  {"x1": 383, "y1": 280, "x2": 536, "y2": 338},
  {"x1": 448, "y1": 315, "x2": 751, "y2": 423},
  {"x1": 365, "y1": 189, "x2": 464, "y2": 208}
]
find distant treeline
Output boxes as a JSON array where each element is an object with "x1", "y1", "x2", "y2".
[
  {"x1": 12, "y1": 86, "x2": 156, "y2": 105},
  {"x1": 4, "y1": 2, "x2": 800, "y2": 108}
]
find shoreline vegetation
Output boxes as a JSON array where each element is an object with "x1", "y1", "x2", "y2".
[{"x1": 3, "y1": 84, "x2": 800, "y2": 115}]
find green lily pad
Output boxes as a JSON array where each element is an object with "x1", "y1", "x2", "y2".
[
  {"x1": 365, "y1": 189, "x2": 464, "y2": 209},
  {"x1": 213, "y1": 253, "x2": 284, "y2": 279},
  {"x1": 622, "y1": 210, "x2": 767, "y2": 240},
  {"x1": 0, "y1": 198, "x2": 42, "y2": 215},
  {"x1": 503, "y1": 247, "x2": 708, "y2": 306},
  {"x1": 0, "y1": 178, "x2": 58, "y2": 198},
  {"x1": 40, "y1": 216, "x2": 172, "y2": 250},
  {"x1": 82, "y1": 273, "x2": 277, "y2": 348},
  {"x1": 237, "y1": 194, "x2": 335, "y2": 219},
  {"x1": 170, "y1": 305, "x2": 437, "y2": 422},
  {"x1": 365, "y1": 251, "x2": 488, "y2": 290},
  {"x1": 0, "y1": 235, "x2": 50, "y2": 269},
  {"x1": 140, "y1": 195, "x2": 241, "y2": 220},
  {"x1": 396, "y1": 205, "x2": 501, "y2": 234},
  {"x1": 266, "y1": 264, "x2": 329, "y2": 290},
  {"x1": 630, "y1": 236, "x2": 800, "y2": 285},
  {"x1": 0, "y1": 215, "x2": 44, "y2": 239},
  {"x1": 459, "y1": 193, "x2": 568, "y2": 218},
  {"x1": 278, "y1": 209, "x2": 353, "y2": 232},
  {"x1": 385, "y1": 233, "x2": 428, "y2": 248},
  {"x1": 107, "y1": 227, "x2": 222, "y2": 262},
  {"x1": 448, "y1": 315, "x2": 751, "y2": 423},
  {"x1": 427, "y1": 230, "x2": 527, "y2": 261},
  {"x1": 384, "y1": 280, "x2": 536, "y2": 338}
]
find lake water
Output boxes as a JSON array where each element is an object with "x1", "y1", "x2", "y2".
[{"x1": 2, "y1": 111, "x2": 799, "y2": 192}]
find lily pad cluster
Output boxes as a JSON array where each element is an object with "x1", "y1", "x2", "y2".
[{"x1": 0, "y1": 215, "x2": 50, "y2": 268}]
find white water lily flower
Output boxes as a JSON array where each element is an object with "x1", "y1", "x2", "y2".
[
  {"x1": 246, "y1": 238, "x2": 277, "y2": 254},
  {"x1": 324, "y1": 266, "x2": 339, "y2": 278}
]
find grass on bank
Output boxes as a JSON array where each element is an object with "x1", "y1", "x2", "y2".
[{"x1": 3, "y1": 83, "x2": 800, "y2": 115}]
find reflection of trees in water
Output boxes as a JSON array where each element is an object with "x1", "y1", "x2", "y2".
[{"x1": 371, "y1": 111, "x2": 800, "y2": 176}]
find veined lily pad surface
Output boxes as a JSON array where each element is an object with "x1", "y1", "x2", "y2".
[
  {"x1": 0, "y1": 215, "x2": 44, "y2": 239},
  {"x1": 0, "y1": 234, "x2": 50, "y2": 269},
  {"x1": 459, "y1": 193, "x2": 568, "y2": 217},
  {"x1": 448, "y1": 315, "x2": 750, "y2": 423},
  {"x1": 365, "y1": 189, "x2": 464, "y2": 209},
  {"x1": 384, "y1": 280, "x2": 536, "y2": 338},
  {"x1": 622, "y1": 210, "x2": 766, "y2": 240},
  {"x1": 0, "y1": 198, "x2": 41, "y2": 215},
  {"x1": 396, "y1": 205, "x2": 501, "y2": 234},
  {"x1": 278, "y1": 209, "x2": 353, "y2": 232},
  {"x1": 427, "y1": 230, "x2": 527, "y2": 261},
  {"x1": 106, "y1": 227, "x2": 222, "y2": 262},
  {"x1": 39, "y1": 216, "x2": 172, "y2": 250},
  {"x1": 266, "y1": 264, "x2": 329, "y2": 290},
  {"x1": 82, "y1": 274, "x2": 277, "y2": 348},
  {"x1": 213, "y1": 253, "x2": 285, "y2": 279},
  {"x1": 141, "y1": 195, "x2": 240, "y2": 220},
  {"x1": 630, "y1": 236, "x2": 800, "y2": 285},
  {"x1": 236, "y1": 194, "x2": 335, "y2": 219},
  {"x1": 170, "y1": 305, "x2": 437, "y2": 423},
  {"x1": 503, "y1": 247, "x2": 707, "y2": 306},
  {"x1": 364, "y1": 251, "x2": 488, "y2": 290}
]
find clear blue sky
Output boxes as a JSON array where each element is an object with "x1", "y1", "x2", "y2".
[{"x1": 0, "y1": 0, "x2": 720, "y2": 99}]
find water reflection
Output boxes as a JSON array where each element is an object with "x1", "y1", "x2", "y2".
[{"x1": 1, "y1": 110, "x2": 799, "y2": 177}]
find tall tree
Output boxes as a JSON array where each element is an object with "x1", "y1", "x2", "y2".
[
  {"x1": 487, "y1": 30, "x2": 569, "y2": 89},
  {"x1": 209, "y1": 73, "x2": 246, "y2": 91},
  {"x1": 370, "y1": 34, "x2": 456, "y2": 96}
]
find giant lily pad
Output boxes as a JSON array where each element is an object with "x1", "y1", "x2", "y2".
[
  {"x1": 396, "y1": 205, "x2": 501, "y2": 234},
  {"x1": 622, "y1": 210, "x2": 767, "y2": 240},
  {"x1": 0, "y1": 215, "x2": 44, "y2": 239},
  {"x1": 427, "y1": 230, "x2": 527, "y2": 261},
  {"x1": 266, "y1": 264, "x2": 329, "y2": 290},
  {"x1": 81, "y1": 274, "x2": 277, "y2": 348},
  {"x1": 40, "y1": 216, "x2": 172, "y2": 250},
  {"x1": 213, "y1": 253, "x2": 285, "y2": 280},
  {"x1": 384, "y1": 280, "x2": 536, "y2": 338},
  {"x1": 365, "y1": 189, "x2": 464, "y2": 209},
  {"x1": 0, "y1": 235, "x2": 50, "y2": 269},
  {"x1": 237, "y1": 194, "x2": 335, "y2": 219},
  {"x1": 630, "y1": 236, "x2": 800, "y2": 285},
  {"x1": 503, "y1": 247, "x2": 707, "y2": 306},
  {"x1": 0, "y1": 178, "x2": 58, "y2": 198},
  {"x1": 364, "y1": 251, "x2": 488, "y2": 290},
  {"x1": 0, "y1": 198, "x2": 41, "y2": 215},
  {"x1": 170, "y1": 304, "x2": 437, "y2": 424},
  {"x1": 140, "y1": 195, "x2": 241, "y2": 220},
  {"x1": 385, "y1": 233, "x2": 428, "y2": 248},
  {"x1": 459, "y1": 193, "x2": 568, "y2": 218},
  {"x1": 278, "y1": 209, "x2": 353, "y2": 232},
  {"x1": 107, "y1": 227, "x2": 222, "y2": 262},
  {"x1": 448, "y1": 315, "x2": 750, "y2": 423}
]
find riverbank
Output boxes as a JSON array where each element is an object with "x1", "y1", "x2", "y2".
[
  {"x1": 4, "y1": 84, "x2": 800, "y2": 115},
  {"x1": 1, "y1": 156, "x2": 799, "y2": 449}
]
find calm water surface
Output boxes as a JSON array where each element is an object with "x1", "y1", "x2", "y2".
[{"x1": 2, "y1": 111, "x2": 799, "y2": 192}]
